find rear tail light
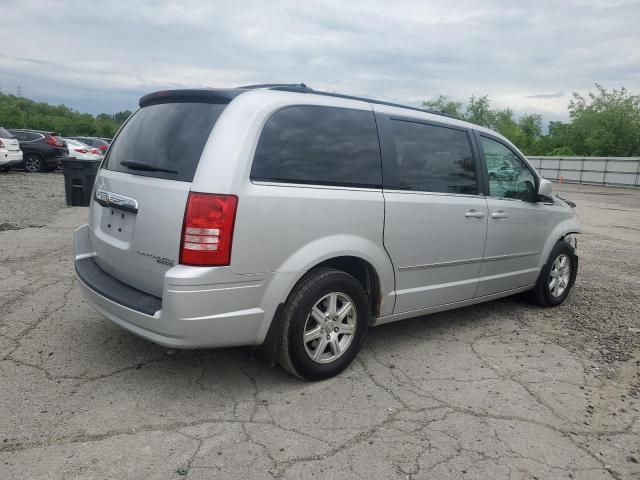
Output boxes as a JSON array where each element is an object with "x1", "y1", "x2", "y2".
[
  {"x1": 99, "y1": 145, "x2": 108, "y2": 151},
  {"x1": 74, "y1": 148, "x2": 88, "y2": 153},
  {"x1": 180, "y1": 193, "x2": 238, "y2": 266},
  {"x1": 45, "y1": 135, "x2": 64, "y2": 147}
]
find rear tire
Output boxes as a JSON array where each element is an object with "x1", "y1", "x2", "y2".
[
  {"x1": 278, "y1": 268, "x2": 369, "y2": 380},
  {"x1": 24, "y1": 154, "x2": 44, "y2": 173},
  {"x1": 530, "y1": 240, "x2": 577, "y2": 307}
]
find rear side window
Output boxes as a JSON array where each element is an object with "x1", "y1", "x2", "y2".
[
  {"x1": 0, "y1": 127, "x2": 13, "y2": 139},
  {"x1": 388, "y1": 120, "x2": 477, "y2": 194},
  {"x1": 251, "y1": 106, "x2": 382, "y2": 188},
  {"x1": 104, "y1": 102, "x2": 226, "y2": 181},
  {"x1": 26, "y1": 132, "x2": 42, "y2": 141}
]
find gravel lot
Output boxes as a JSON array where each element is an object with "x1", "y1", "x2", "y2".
[
  {"x1": 0, "y1": 171, "x2": 66, "y2": 231},
  {"x1": 0, "y1": 171, "x2": 639, "y2": 479}
]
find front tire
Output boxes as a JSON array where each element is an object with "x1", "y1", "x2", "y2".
[
  {"x1": 531, "y1": 240, "x2": 577, "y2": 307},
  {"x1": 278, "y1": 268, "x2": 369, "y2": 380}
]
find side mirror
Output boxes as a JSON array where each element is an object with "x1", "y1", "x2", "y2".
[{"x1": 537, "y1": 178, "x2": 554, "y2": 202}]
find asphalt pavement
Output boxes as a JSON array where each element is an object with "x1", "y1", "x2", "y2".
[{"x1": 0, "y1": 172, "x2": 638, "y2": 479}]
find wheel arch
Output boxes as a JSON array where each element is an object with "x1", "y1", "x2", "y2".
[
  {"x1": 257, "y1": 236, "x2": 395, "y2": 356},
  {"x1": 274, "y1": 234, "x2": 394, "y2": 313},
  {"x1": 537, "y1": 217, "x2": 582, "y2": 271},
  {"x1": 258, "y1": 254, "x2": 386, "y2": 365},
  {"x1": 307, "y1": 256, "x2": 382, "y2": 318},
  {"x1": 531, "y1": 231, "x2": 580, "y2": 307}
]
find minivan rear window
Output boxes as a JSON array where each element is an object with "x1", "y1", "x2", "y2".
[
  {"x1": 104, "y1": 102, "x2": 226, "y2": 182},
  {"x1": 0, "y1": 127, "x2": 13, "y2": 139},
  {"x1": 251, "y1": 105, "x2": 382, "y2": 188}
]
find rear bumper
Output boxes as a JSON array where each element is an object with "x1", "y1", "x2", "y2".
[
  {"x1": 74, "y1": 224, "x2": 288, "y2": 349},
  {"x1": 76, "y1": 256, "x2": 162, "y2": 315}
]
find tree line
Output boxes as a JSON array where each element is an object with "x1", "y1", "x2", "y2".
[
  {"x1": 0, "y1": 84, "x2": 638, "y2": 156},
  {"x1": 424, "y1": 84, "x2": 640, "y2": 157},
  {"x1": 0, "y1": 92, "x2": 132, "y2": 138}
]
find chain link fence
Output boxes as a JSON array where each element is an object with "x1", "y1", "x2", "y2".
[{"x1": 528, "y1": 156, "x2": 640, "y2": 188}]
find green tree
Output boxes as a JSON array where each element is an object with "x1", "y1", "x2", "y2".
[
  {"x1": 517, "y1": 114, "x2": 543, "y2": 154},
  {"x1": 422, "y1": 85, "x2": 639, "y2": 156},
  {"x1": 114, "y1": 110, "x2": 133, "y2": 124},
  {"x1": 568, "y1": 84, "x2": 640, "y2": 156},
  {"x1": 0, "y1": 92, "x2": 127, "y2": 137},
  {"x1": 465, "y1": 95, "x2": 497, "y2": 129},
  {"x1": 422, "y1": 95, "x2": 464, "y2": 118},
  {"x1": 494, "y1": 108, "x2": 523, "y2": 147}
]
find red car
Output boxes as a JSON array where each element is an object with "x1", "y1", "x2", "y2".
[{"x1": 69, "y1": 137, "x2": 110, "y2": 153}]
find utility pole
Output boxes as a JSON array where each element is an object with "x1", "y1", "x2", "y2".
[{"x1": 17, "y1": 85, "x2": 21, "y2": 97}]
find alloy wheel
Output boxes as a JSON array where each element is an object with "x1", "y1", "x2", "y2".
[
  {"x1": 549, "y1": 254, "x2": 571, "y2": 297},
  {"x1": 25, "y1": 156, "x2": 41, "y2": 172},
  {"x1": 303, "y1": 292, "x2": 357, "y2": 364}
]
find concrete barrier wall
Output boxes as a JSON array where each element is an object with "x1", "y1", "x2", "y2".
[{"x1": 528, "y1": 156, "x2": 640, "y2": 188}]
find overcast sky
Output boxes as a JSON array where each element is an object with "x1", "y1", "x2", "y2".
[{"x1": 1, "y1": 0, "x2": 639, "y2": 122}]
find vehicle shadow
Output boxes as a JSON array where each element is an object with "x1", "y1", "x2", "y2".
[{"x1": 73, "y1": 293, "x2": 533, "y2": 387}]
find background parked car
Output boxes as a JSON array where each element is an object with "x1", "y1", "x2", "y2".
[
  {"x1": 0, "y1": 127, "x2": 23, "y2": 171},
  {"x1": 8, "y1": 129, "x2": 67, "y2": 172},
  {"x1": 486, "y1": 153, "x2": 519, "y2": 181},
  {"x1": 69, "y1": 137, "x2": 110, "y2": 153},
  {"x1": 65, "y1": 138, "x2": 103, "y2": 161}
]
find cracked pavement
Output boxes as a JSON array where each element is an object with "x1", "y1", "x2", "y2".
[{"x1": 0, "y1": 173, "x2": 639, "y2": 479}]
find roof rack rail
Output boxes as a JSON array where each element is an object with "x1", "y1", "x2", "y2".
[
  {"x1": 139, "y1": 85, "x2": 453, "y2": 118},
  {"x1": 266, "y1": 84, "x2": 452, "y2": 118},
  {"x1": 238, "y1": 83, "x2": 309, "y2": 90}
]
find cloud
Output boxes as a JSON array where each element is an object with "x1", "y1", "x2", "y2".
[
  {"x1": 525, "y1": 93, "x2": 565, "y2": 99},
  {"x1": 0, "y1": 0, "x2": 638, "y2": 122}
]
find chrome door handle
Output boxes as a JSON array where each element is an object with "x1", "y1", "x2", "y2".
[
  {"x1": 465, "y1": 209, "x2": 485, "y2": 218},
  {"x1": 491, "y1": 211, "x2": 508, "y2": 219}
]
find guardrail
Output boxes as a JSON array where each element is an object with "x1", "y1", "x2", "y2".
[{"x1": 528, "y1": 156, "x2": 640, "y2": 188}]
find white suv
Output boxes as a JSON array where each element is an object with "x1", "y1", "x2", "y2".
[
  {"x1": 74, "y1": 85, "x2": 580, "y2": 380},
  {"x1": 0, "y1": 127, "x2": 23, "y2": 171}
]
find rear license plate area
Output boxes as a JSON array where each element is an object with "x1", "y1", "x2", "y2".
[{"x1": 100, "y1": 208, "x2": 135, "y2": 241}]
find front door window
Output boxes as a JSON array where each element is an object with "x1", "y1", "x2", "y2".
[{"x1": 481, "y1": 136, "x2": 536, "y2": 202}]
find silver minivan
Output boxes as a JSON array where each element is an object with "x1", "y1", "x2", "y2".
[{"x1": 74, "y1": 85, "x2": 580, "y2": 380}]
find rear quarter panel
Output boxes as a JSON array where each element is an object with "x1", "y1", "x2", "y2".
[{"x1": 231, "y1": 182, "x2": 395, "y2": 315}]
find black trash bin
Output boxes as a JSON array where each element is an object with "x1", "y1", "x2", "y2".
[{"x1": 61, "y1": 157, "x2": 101, "y2": 207}]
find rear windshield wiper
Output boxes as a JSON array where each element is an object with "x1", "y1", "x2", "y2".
[{"x1": 120, "y1": 160, "x2": 177, "y2": 174}]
